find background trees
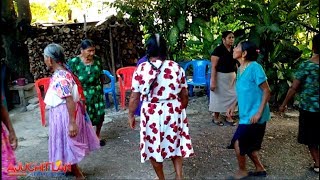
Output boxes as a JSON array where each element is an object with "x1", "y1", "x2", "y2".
[
  {"x1": 1, "y1": 0, "x2": 319, "y2": 106},
  {"x1": 112, "y1": 0, "x2": 319, "y2": 105},
  {"x1": 1, "y1": 0, "x2": 32, "y2": 80}
]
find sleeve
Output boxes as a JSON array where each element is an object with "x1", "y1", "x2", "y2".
[
  {"x1": 131, "y1": 67, "x2": 141, "y2": 93},
  {"x1": 53, "y1": 78, "x2": 73, "y2": 98},
  {"x1": 253, "y1": 63, "x2": 268, "y2": 86},
  {"x1": 211, "y1": 45, "x2": 222, "y2": 57},
  {"x1": 294, "y1": 62, "x2": 306, "y2": 81}
]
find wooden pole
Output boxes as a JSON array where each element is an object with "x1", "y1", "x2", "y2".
[
  {"x1": 109, "y1": 26, "x2": 115, "y2": 75},
  {"x1": 83, "y1": 14, "x2": 87, "y2": 38}
]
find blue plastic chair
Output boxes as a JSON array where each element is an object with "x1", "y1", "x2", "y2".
[
  {"x1": 103, "y1": 70, "x2": 118, "y2": 111},
  {"x1": 183, "y1": 59, "x2": 211, "y2": 97},
  {"x1": 206, "y1": 72, "x2": 211, "y2": 98},
  {"x1": 178, "y1": 60, "x2": 190, "y2": 69}
]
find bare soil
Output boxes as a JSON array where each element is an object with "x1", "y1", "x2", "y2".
[{"x1": 11, "y1": 95, "x2": 319, "y2": 179}]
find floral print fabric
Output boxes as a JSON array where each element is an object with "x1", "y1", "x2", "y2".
[
  {"x1": 1, "y1": 122, "x2": 17, "y2": 180},
  {"x1": 132, "y1": 60, "x2": 194, "y2": 163},
  {"x1": 51, "y1": 70, "x2": 75, "y2": 98},
  {"x1": 294, "y1": 60, "x2": 319, "y2": 112},
  {"x1": 68, "y1": 56, "x2": 105, "y2": 126}
]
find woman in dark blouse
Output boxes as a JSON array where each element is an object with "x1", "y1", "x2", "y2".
[{"x1": 209, "y1": 31, "x2": 238, "y2": 126}]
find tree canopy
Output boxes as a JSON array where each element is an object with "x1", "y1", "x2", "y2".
[{"x1": 1, "y1": 0, "x2": 319, "y2": 105}]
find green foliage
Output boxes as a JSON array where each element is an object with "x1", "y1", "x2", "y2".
[
  {"x1": 168, "y1": 26, "x2": 179, "y2": 46},
  {"x1": 232, "y1": 0, "x2": 319, "y2": 105},
  {"x1": 177, "y1": 15, "x2": 186, "y2": 32},
  {"x1": 50, "y1": 0, "x2": 70, "y2": 21},
  {"x1": 30, "y1": 2, "x2": 49, "y2": 23},
  {"x1": 112, "y1": 0, "x2": 319, "y2": 105}
]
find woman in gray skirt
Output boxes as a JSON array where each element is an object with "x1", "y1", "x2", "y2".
[{"x1": 209, "y1": 31, "x2": 238, "y2": 126}]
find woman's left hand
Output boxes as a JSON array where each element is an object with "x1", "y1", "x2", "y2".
[
  {"x1": 250, "y1": 113, "x2": 261, "y2": 124},
  {"x1": 128, "y1": 116, "x2": 136, "y2": 129},
  {"x1": 9, "y1": 133, "x2": 18, "y2": 150},
  {"x1": 68, "y1": 121, "x2": 78, "y2": 137}
]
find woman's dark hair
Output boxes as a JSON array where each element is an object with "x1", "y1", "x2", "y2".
[
  {"x1": 222, "y1": 31, "x2": 234, "y2": 39},
  {"x1": 312, "y1": 33, "x2": 320, "y2": 54},
  {"x1": 80, "y1": 39, "x2": 95, "y2": 50},
  {"x1": 146, "y1": 33, "x2": 167, "y2": 60},
  {"x1": 240, "y1": 41, "x2": 259, "y2": 61}
]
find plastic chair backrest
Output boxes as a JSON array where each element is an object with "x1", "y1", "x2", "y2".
[
  {"x1": 35, "y1": 77, "x2": 50, "y2": 126},
  {"x1": 102, "y1": 70, "x2": 116, "y2": 93},
  {"x1": 184, "y1": 59, "x2": 211, "y2": 84},
  {"x1": 116, "y1": 66, "x2": 136, "y2": 90},
  {"x1": 178, "y1": 61, "x2": 190, "y2": 70}
]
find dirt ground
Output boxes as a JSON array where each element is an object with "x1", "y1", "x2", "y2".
[{"x1": 9, "y1": 94, "x2": 319, "y2": 179}]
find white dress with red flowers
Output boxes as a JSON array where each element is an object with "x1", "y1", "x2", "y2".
[{"x1": 132, "y1": 60, "x2": 194, "y2": 163}]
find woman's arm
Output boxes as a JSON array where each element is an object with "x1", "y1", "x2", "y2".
[
  {"x1": 251, "y1": 81, "x2": 271, "y2": 124},
  {"x1": 1, "y1": 105, "x2": 18, "y2": 150},
  {"x1": 179, "y1": 88, "x2": 189, "y2": 109},
  {"x1": 279, "y1": 79, "x2": 300, "y2": 112},
  {"x1": 210, "y1": 55, "x2": 219, "y2": 91},
  {"x1": 128, "y1": 92, "x2": 141, "y2": 129},
  {"x1": 66, "y1": 96, "x2": 78, "y2": 137}
]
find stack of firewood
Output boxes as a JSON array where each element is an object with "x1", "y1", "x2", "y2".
[{"x1": 26, "y1": 16, "x2": 144, "y2": 80}]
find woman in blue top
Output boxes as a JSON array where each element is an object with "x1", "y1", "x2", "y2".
[
  {"x1": 279, "y1": 34, "x2": 319, "y2": 173},
  {"x1": 226, "y1": 41, "x2": 271, "y2": 179}
]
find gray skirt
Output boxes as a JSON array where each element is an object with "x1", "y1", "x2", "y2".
[{"x1": 209, "y1": 72, "x2": 236, "y2": 112}]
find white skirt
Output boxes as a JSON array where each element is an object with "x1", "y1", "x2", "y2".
[{"x1": 209, "y1": 72, "x2": 236, "y2": 112}]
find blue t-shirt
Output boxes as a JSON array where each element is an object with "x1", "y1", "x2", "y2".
[{"x1": 236, "y1": 61, "x2": 270, "y2": 124}]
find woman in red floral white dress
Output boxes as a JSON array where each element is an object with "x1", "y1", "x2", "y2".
[{"x1": 128, "y1": 34, "x2": 194, "y2": 180}]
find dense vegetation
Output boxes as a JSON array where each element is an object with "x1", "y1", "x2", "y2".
[
  {"x1": 111, "y1": 0, "x2": 319, "y2": 105},
  {"x1": 1, "y1": 0, "x2": 319, "y2": 105}
]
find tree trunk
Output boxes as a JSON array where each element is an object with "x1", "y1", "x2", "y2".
[{"x1": 1, "y1": 0, "x2": 33, "y2": 82}]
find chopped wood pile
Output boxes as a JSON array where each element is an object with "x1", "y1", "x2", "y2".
[{"x1": 26, "y1": 16, "x2": 144, "y2": 80}]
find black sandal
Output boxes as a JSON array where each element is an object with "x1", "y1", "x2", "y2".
[
  {"x1": 212, "y1": 119, "x2": 224, "y2": 126},
  {"x1": 225, "y1": 120, "x2": 237, "y2": 126},
  {"x1": 248, "y1": 171, "x2": 267, "y2": 177},
  {"x1": 100, "y1": 139, "x2": 106, "y2": 146}
]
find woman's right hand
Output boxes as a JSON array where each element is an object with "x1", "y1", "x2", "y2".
[
  {"x1": 210, "y1": 83, "x2": 216, "y2": 91},
  {"x1": 226, "y1": 107, "x2": 234, "y2": 119},
  {"x1": 279, "y1": 105, "x2": 286, "y2": 112},
  {"x1": 128, "y1": 116, "x2": 136, "y2": 129},
  {"x1": 68, "y1": 121, "x2": 78, "y2": 137}
]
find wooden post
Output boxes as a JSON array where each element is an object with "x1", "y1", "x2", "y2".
[
  {"x1": 109, "y1": 25, "x2": 115, "y2": 75},
  {"x1": 83, "y1": 14, "x2": 87, "y2": 38}
]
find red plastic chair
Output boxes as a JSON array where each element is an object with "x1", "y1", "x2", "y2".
[
  {"x1": 116, "y1": 66, "x2": 136, "y2": 109},
  {"x1": 35, "y1": 77, "x2": 50, "y2": 126}
]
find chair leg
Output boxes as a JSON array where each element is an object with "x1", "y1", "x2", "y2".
[
  {"x1": 206, "y1": 85, "x2": 210, "y2": 98},
  {"x1": 112, "y1": 91, "x2": 119, "y2": 111},
  {"x1": 121, "y1": 91, "x2": 125, "y2": 109},
  {"x1": 39, "y1": 102, "x2": 46, "y2": 127},
  {"x1": 188, "y1": 85, "x2": 194, "y2": 97},
  {"x1": 105, "y1": 94, "x2": 111, "y2": 108}
]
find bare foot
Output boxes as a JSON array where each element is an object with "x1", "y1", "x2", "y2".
[
  {"x1": 175, "y1": 174, "x2": 184, "y2": 180},
  {"x1": 71, "y1": 164, "x2": 85, "y2": 179},
  {"x1": 232, "y1": 170, "x2": 248, "y2": 179}
]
